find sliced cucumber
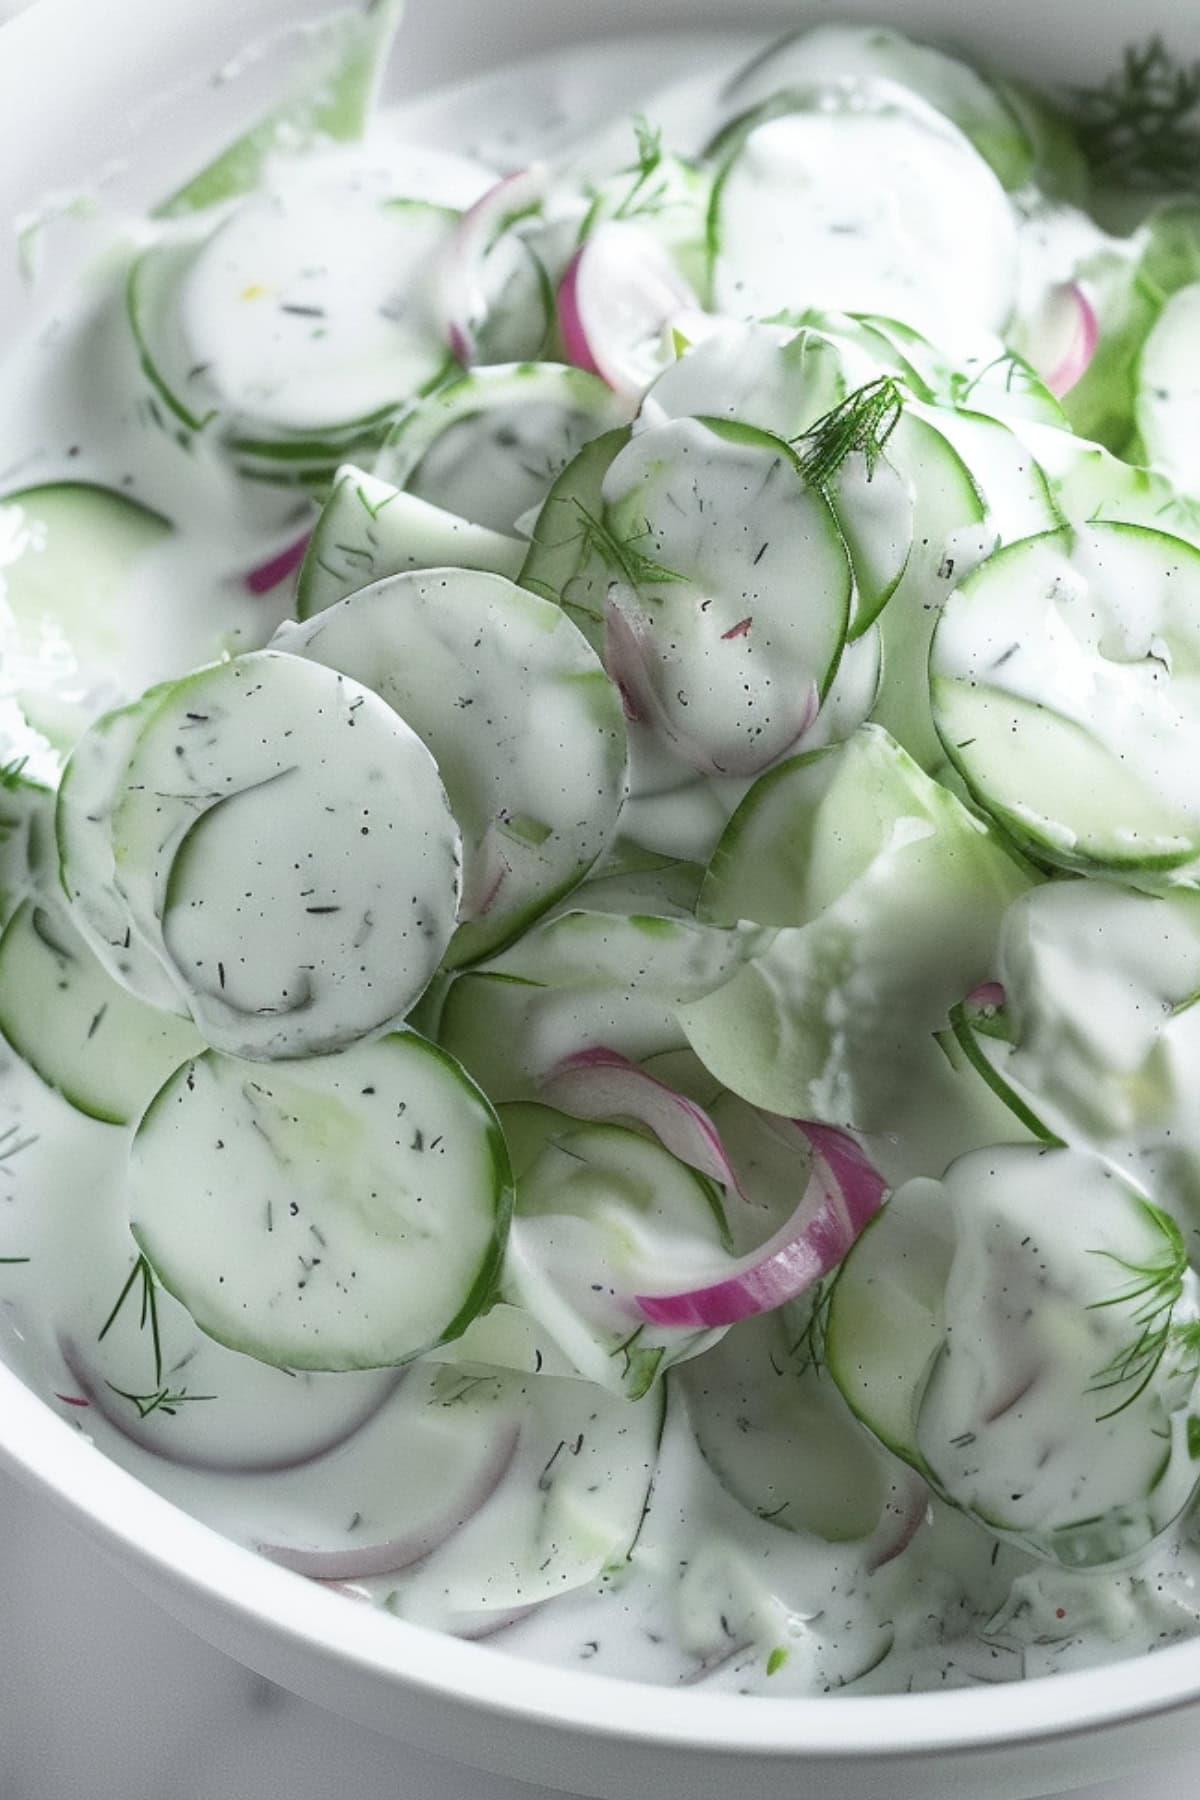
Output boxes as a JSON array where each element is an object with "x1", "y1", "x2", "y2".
[
  {"x1": 1137, "y1": 283, "x2": 1200, "y2": 494},
  {"x1": 1059, "y1": 246, "x2": 1161, "y2": 455},
  {"x1": 682, "y1": 1311, "x2": 893, "y2": 1542},
  {"x1": 129, "y1": 1032, "x2": 512, "y2": 1371},
  {"x1": 826, "y1": 1176, "x2": 955, "y2": 1467},
  {"x1": 295, "y1": 464, "x2": 524, "y2": 620},
  {"x1": 916, "y1": 1145, "x2": 1200, "y2": 1567},
  {"x1": 0, "y1": 767, "x2": 54, "y2": 924},
  {"x1": 133, "y1": 152, "x2": 494, "y2": 468},
  {"x1": 680, "y1": 726, "x2": 1035, "y2": 1155},
  {"x1": 600, "y1": 415, "x2": 851, "y2": 775},
  {"x1": 55, "y1": 686, "x2": 185, "y2": 1013},
  {"x1": 719, "y1": 23, "x2": 1035, "y2": 192},
  {"x1": 708, "y1": 84, "x2": 1017, "y2": 349},
  {"x1": 495, "y1": 1102, "x2": 731, "y2": 1396},
  {"x1": 931, "y1": 523, "x2": 1200, "y2": 880},
  {"x1": 110, "y1": 651, "x2": 462, "y2": 1058},
  {"x1": 437, "y1": 909, "x2": 769, "y2": 1106},
  {"x1": 376, "y1": 362, "x2": 628, "y2": 535},
  {"x1": 275, "y1": 569, "x2": 627, "y2": 965},
  {"x1": 0, "y1": 483, "x2": 172, "y2": 751},
  {"x1": 0, "y1": 899, "x2": 200, "y2": 1126},
  {"x1": 1026, "y1": 425, "x2": 1200, "y2": 545},
  {"x1": 872, "y1": 408, "x2": 1056, "y2": 768},
  {"x1": 642, "y1": 322, "x2": 913, "y2": 636},
  {"x1": 153, "y1": 0, "x2": 406, "y2": 217},
  {"x1": 517, "y1": 426, "x2": 631, "y2": 649},
  {"x1": 390, "y1": 1368, "x2": 665, "y2": 1628}
]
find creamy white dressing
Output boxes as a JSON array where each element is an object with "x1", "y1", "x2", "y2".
[{"x1": 4, "y1": 20, "x2": 1200, "y2": 1706}]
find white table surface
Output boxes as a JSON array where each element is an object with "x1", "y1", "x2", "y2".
[{"x1": 0, "y1": 1463, "x2": 1195, "y2": 1800}]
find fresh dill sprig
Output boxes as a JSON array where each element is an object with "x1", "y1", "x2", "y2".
[
  {"x1": 0, "y1": 756, "x2": 30, "y2": 792},
  {"x1": 793, "y1": 377, "x2": 904, "y2": 491},
  {"x1": 1071, "y1": 39, "x2": 1200, "y2": 190},
  {"x1": 572, "y1": 500, "x2": 686, "y2": 589},
  {"x1": 611, "y1": 116, "x2": 668, "y2": 221},
  {"x1": 1086, "y1": 1201, "x2": 1187, "y2": 1420},
  {"x1": 98, "y1": 1252, "x2": 163, "y2": 1389},
  {"x1": 0, "y1": 1256, "x2": 30, "y2": 1264},
  {"x1": 105, "y1": 1381, "x2": 215, "y2": 1420}
]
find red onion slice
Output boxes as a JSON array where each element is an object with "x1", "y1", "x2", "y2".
[
  {"x1": 966, "y1": 980, "x2": 1006, "y2": 1011},
  {"x1": 541, "y1": 1046, "x2": 747, "y2": 1199},
  {"x1": 257, "y1": 1422, "x2": 520, "y2": 1580},
  {"x1": 1025, "y1": 281, "x2": 1098, "y2": 399},
  {"x1": 244, "y1": 530, "x2": 312, "y2": 595},
  {"x1": 558, "y1": 220, "x2": 700, "y2": 405},
  {"x1": 634, "y1": 1124, "x2": 886, "y2": 1329},
  {"x1": 862, "y1": 1465, "x2": 930, "y2": 1573},
  {"x1": 437, "y1": 165, "x2": 548, "y2": 366}
]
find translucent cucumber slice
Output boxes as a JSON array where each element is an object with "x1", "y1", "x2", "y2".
[
  {"x1": 680, "y1": 726, "x2": 1034, "y2": 1143},
  {"x1": 275, "y1": 569, "x2": 627, "y2": 965},
  {"x1": 437, "y1": 909, "x2": 770, "y2": 1105},
  {"x1": 0, "y1": 483, "x2": 172, "y2": 752},
  {"x1": 720, "y1": 23, "x2": 1035, "y2": 191},
  {"x1": 493, "y1": 1102, "x2": 731, "y2": 1396},
  {"x1": 55, "y1": 686, "x2": 185, "y2": 1013},
  {"x1": 600, "y1": 416, "x2": 851, "y2": 775},
  {"x1": 1137, "y1": 283, "x2": 1200, "y2": 494},
  {"x1": 0, "y1": 900, "x2": 201, "y2": 1126},
  {"x1": 517, "y1": 426, "x2": 631, "y2": 650},
  {"x1": 153, "y1": 0, "x2": 407, "y2": 217},
  {"x1": 376, "y1": 362, "x2": 628, "y2": 535},
  {"x1": 931, "y1": 523, "x2": 1200, "y2": 880},
  {"x1": 295, "y1": 464, "x2": 524, "y2": 619},
  {"x1": 129, "y1": 1032, "x2": 512, "y2": 1371},
  {"x1": 916, "y1": 1145, "x2": 1200, "y2": 1567},
  {"x1": 0, "y1": 767, "x2": 53, "y2": 925},
  {"x1": 709, "y1": 83, "x2": 1017, "y2": 349},
  {"x1": 825, "y1": 1176, "x2": 956, "y2": 1467},
  {"x1": 682, "y1": 1311, "x2": 894, "y2": 1542},
  {"x1": 390, "y1": 1369, "x2": 665, "y2": 1628},
  {"x1": 1025, "y1": 425, "x2": 1200, "y2": 545},
  {"x1": 110, "y1": 651, "x2": 462, "y2": 1059}
]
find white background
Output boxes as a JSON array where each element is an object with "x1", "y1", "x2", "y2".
[{"x1": 0, "y1": 1463, "x2": 1193, "y2": 1800}]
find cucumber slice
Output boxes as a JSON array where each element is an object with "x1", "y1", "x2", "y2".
[
  {"x1": 275, "y1": 569, "x2": 628, "y2": 965},
  {"x1": 55, "y1": 687, "x2": 185, "y2": 1013},
  {"x1": 600, "y1": 416, "x2": 851, "y2": 775},
  {"x1": 990, "y1": 879, "x2": 1200, "y2": 1156},
  {"x1": 931, "y1": 523, "x2": 1200, "y2": 880},
  {"x1": 916, "y1": 1145, "x2": 1200, "y2": 1567},
  {"x1": 376, "y1": 362, "x2": 628, "y2": 535},
  {"x1": 682, "y1": 1311, "x2": 893, "y2": 1542},
  {"x1": 719, "y1": 24, "x2": 1034, "y2": 192},
  {"x1": 642, "y1": 322, "x2": 912, "y2": 637},
  {"x1": 1140, "y1": 201, "x2": 1200, "y2": 303},
  {"x1": 110, "y1": 651, "x2": 462, "y2": 1059},
  {"x1": 0, "y1": 483, "x2": 172, "y2": 751},
  {"x1": 0, "y1": 899, "x2": 200, "y2": 1126},
  {"x1": 517, "y1": 426, "x2": 631, "y2": 649},
  {"x1": 390, "y1": 1368, "x2": 665, "y2": 1629},
  {"x1": 826, "y1": 1176, "x2": 955, "y2": 1467},
  {"x1": 495, "y1": 1102, "x2": 731, "y2": 1396},
  {"x1": 709, "y1": 84, "x2": 1017, "y2": 349},
  {"x1": 437, "y1": 909, "x2": 769, "y2": 1106},
  {"x1": 129, "y1": 1032, "x2": 512, "y2": 1371},
  {"x1": 872, "y1": 408, "x2": 1056, "y2": 769},
  {"x1": 0, "y1": 766, "x2": 54, "y2": 925},
  {"x1": 680, "y1": 726, "x2": 1035, "y2": 1151},
  {"x1": 132, "y1": 152, "x2": 493, "y2": 466},
  {"x1": 1137, "y1": 283, "x2": 1200, "y2": 494},
  {"x1": 153, "y1": 0, "x2": 406, "y2": 217},
  {"x1": 1059, "y1": 246, "x2": 1161, "y2": 455},
  {"x1": 295, "y1": 464, "x2": 525, "y2": 620},
  {"x1": 1026, "y1": 426, "x2": 1200, "y2": 545}
]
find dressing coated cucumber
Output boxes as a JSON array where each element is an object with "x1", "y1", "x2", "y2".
[{"x1": 129, "y1": 1031, "x2": 512, "y2": 1371}]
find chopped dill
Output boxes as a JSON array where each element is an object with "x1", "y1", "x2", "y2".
[
  {"x1": 105, "y1": 1381, "x2": 216, "y2": 1420},
  {"x1": 98, "y1": 1252, "x2": 163, "y2": 1389},
  {"x1": 571, "y1": 499, "x2": 686, "y2": 589}
]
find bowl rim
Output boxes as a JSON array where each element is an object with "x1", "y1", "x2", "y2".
[{"x1": 5, "y1": 1353, "x2": 1200, "y2": 1760}]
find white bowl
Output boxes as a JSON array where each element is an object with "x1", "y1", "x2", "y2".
[{"x1": 2, "y1": 3, "x2": 1199, "y2": 1796}]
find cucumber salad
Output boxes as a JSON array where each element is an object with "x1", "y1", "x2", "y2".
[{"x1": 6, "y1": 5, "x2": 1200, "y2": 1699}]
